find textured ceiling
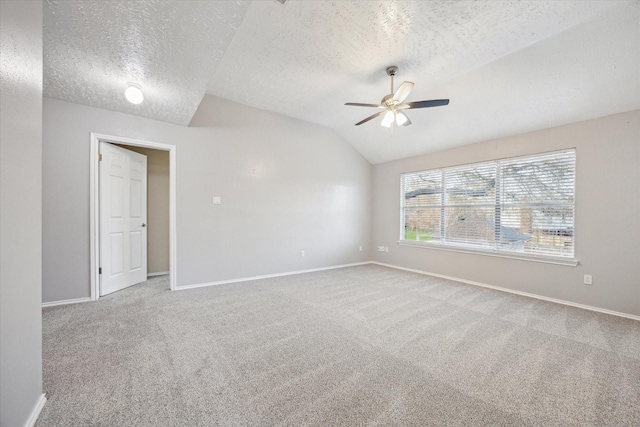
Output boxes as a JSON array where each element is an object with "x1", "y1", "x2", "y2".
[
  {"x1": 208, "y1": 0, "x2": 639, "y2": 163},
  {"x1": 43, "y1": 0, "x2": 640, "y2": 163},
  {"x1": 44, "y1": 0, "x2": 250, "y2": 125}
]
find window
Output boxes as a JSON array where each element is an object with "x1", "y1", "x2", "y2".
[{"x1": 400, "y1": 149, "x2": 576, "y2": 260}]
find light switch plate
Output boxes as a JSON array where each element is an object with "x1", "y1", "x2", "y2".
[{"x1": 212, "y1": 196, "x2": 221, "y2": 205}]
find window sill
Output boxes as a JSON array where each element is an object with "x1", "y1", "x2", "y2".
[{"x1": 397, "y1": 240, "x2": 579, "y2": 266}]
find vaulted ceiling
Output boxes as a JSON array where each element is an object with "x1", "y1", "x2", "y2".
[{"x1": 44, "y1": 0, "x2": 640, "y2": 164}]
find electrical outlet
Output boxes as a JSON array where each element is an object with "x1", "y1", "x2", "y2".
[
  {"x1": 301, "y1": 250, "x2": 305, "y2": 257},
  {"x1": 583, "y1": 274, "x2": 592, "y2": 285},
  {"x1": 359, "y1": 245, "x2": 362, "y2": 251},
  {"x1": 385, "y1": 246, "x2": 389, "y2": 252}
]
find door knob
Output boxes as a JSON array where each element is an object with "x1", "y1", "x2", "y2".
[{"x1": 142, "y1": 223, "x2": 147, "y2": 227}]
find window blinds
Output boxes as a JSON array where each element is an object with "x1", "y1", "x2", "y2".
[{"x1": 400, "y1": 149, "x2": 576, "y2": 258}]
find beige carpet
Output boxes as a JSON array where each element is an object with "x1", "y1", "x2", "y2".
[{"x1": 37, "y1": 264, "x2": 640, "y2": 426}]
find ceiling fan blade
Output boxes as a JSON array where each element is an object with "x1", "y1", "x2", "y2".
[
  {"x1": 354, "y1": 110, "x2": 386, "y2": 126},
  {"x1": 392, "y1": 81, "x2": 414, "y2": 103},
  {"x1": 405, "y1": 99, "x2": 450, "y2": 109},
  {"x1": 345, "y1": 102, "x2": 382, "y2": 108},
  {"x1": 396, "y1": 111, "x2": 412, "y2": 126}
]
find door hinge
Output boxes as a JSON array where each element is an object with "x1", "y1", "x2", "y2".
[
  {"x1": 99, "y1": 267, "x2": 102, "y2": 274},
  {"x1": 99, "y1": 153, "x2": 102, "y2": 161}
]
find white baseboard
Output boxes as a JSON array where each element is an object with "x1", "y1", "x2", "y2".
[
  {"x1": 147, "y1": 271, "x2": 170, "y2": 277},
  {"x1": 42, "y1": 297, "x2": 91, "y2": 308},
  {"x1": 371, "y1": 261, "x2": 640, "y2": 322},
  {"x1": 175, "y1": 262, "x2": 370, "y2": 291},
  {"x1": 25, "y1": 393, "x2": 46, "y2": 427}
]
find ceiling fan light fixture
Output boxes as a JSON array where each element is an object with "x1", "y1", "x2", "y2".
[
  {"x1": 396, "y1": 111, "x2": 408, "y2": 126},
  {"x1": 381, "y1": 110, "x2": 395, "y2": 128},
  {"x1": 125, "y1": 83, "x2": 144, "y2": 104}
]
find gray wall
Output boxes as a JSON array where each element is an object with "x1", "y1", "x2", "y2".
[
  {"x1": 116, "y1": 145, "x2": 170, "y2": 275},
  {"x1": 42, "y1": 95, "x2": 372, "y2": 302},
  {"x1": 0, "y1": 1, "x2": 45, "y2": 426},
  {"x1": 372, "y1": 110, "x2": 640, "y2": 317}
]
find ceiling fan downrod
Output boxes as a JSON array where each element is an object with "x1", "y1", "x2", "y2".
[{"x1": 386, "y1": 66, "x2": 398, "y2": 94}]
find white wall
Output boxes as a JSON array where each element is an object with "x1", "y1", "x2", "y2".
[
  {"x1": 372, "y1": 110, "x2": 640, "y2": 317},
  {"x1": 117, "y1": 146, "x2": 170, "y2": 275},
  {"x1": 42, "y1": 95, "x2": 372, "y2": 302},
  {"x1": 0, "y1": 1, "x2": 45, "y2": 426}
]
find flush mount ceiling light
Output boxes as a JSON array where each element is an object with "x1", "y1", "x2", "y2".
[
  {"x1": 125, "y1": 83, "x2": 144, "y2": 104},
  {"x1": 345, "y1": 66, "x2": 449, "y2": 127}
]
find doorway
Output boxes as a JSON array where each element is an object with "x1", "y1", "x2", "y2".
[{"x1": 90, "y1": 133, "x2": 177, "y2": 300}]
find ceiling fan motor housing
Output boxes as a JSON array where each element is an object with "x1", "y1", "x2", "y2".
[{"x1": 381, "y1": 94, "x2": 400, "y2": 109}]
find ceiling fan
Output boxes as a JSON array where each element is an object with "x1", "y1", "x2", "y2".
[{"x1": 345, "y1": 66, "x2": 449, "y2": 127}]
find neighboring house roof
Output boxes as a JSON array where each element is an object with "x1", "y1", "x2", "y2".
[
  {"x1": 446, "y1": 214, "x2": 530, "y2": 243},
  {"x1": 489, "y1": 220, "x2": 531, "y2": 242}
]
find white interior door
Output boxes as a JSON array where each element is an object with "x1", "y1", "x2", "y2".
[{"x1": 99, "y1": 142, "x2": 147, "y2": 296}]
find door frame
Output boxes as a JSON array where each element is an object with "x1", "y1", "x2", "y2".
[{"x1": 90, "y1": 133, "x2": 177, "y2": 300}]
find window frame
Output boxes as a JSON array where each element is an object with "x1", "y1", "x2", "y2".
[{"x1": 399, "y1": 149, "x2": 578, "y2": 266}]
